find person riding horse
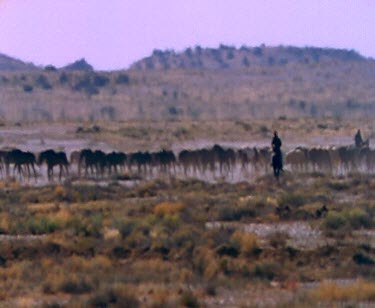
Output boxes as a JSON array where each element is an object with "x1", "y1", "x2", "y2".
[
  {"x1": 355, "y1": 129, "x2": 365, "y2": 148},
  {"x1": 271, "y1": 131, "x2": 283, "y2": 177}
]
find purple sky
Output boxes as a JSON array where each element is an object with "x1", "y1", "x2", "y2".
[{"x1": 0, "y1": 0, "x2": 374, "y2": 70}]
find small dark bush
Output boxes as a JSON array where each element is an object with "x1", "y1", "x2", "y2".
[
  {"x1": 35, "y1": 74, "x2": 53, "y2": 90},
  {"x1": 327, "y1": 181, "x2": 349, "y2": 191},
  {"x1": 116, "y1": 220, "x2": 136, "y2": 239},
  {"x1": 23, "y1": 84, "x2": 33, "y2": 92},
  {"x1": 116, "y1": 73, "x2": 130, "y2": 84},
  {"x1": 93, "y1": 74, "x2": 110, "y2": 87},
  {"x1": 179, "y1": 290, "x2": 200, "y2": 308},
  {"x1": 353, "y1": 252, "x2": 375, "y2": 265},
  {"x1": 60, "y1": 278, "x2": 93, "y2": 294},
  {"x1": 324, "y1": 212, "x2": 347, "y2": 230},
  {"x1": 254, "y1": 262, "x2": 278, "y2": 280},
  {"x1": 216, "y1": 243, "x2": 239, "y2": 257},
  {"x1": 112, "y1": 246, "x2": 131, "y2": 258},
  {"x1": 44, "y1": 65, "x2": 57, "y2": 71},
  {"x1": 59, "y1": 72, "x2": 69, "y2": 84},
  {"x1": 88, "y1": 287, "x2": 139, "y2": 308},
  {"x1": 73, "y1": 74, "x2": 99, "y2": 96},
  {"x1": 217, "y1": 205, "x2": 255, "y2": 221}
]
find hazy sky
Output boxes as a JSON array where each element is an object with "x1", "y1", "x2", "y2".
[{"x1": 0, "y1": 0, "x2": 374, "y2": 70}]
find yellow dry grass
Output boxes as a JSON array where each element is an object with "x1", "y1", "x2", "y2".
[
  {"x1": 153, "y1": 201, "x2": 186, "y2": 216},
  {"x1": 27, "y1": 203, "x2": 57, "y2": 213},
  {"x1": 232, "y1": 230, "x2": 259, "y2": 256},
  {"x1": 310, "y1": 280, "x2": 375, "y2": 302},
  {"x1": 0, "y1": 213, "x2": 10, "y2": 233}
]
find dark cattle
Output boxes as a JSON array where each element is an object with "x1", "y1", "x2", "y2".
[
  {"x1": 79, "y1": 149, "x2": 108, "y2": 177},
  {"x1": 106, "y1": 151, "x2": 127, "y2": 175},
  {"x1": 94, "y1": 150, "x2": 107, "y2": 177},
  {"x1": 237, "y1": 147, "x2": 257, "y2": 173},
  {"x1": 255, "y1": 147, "x2": 272, "y2": 173},
  {"x1": 285, "y1": 147, "x2": 308, "y2": 172},
  {"x1": 212, "y1": 144, "x2": 236, "y2": 176},
  {"x1": 79, "y1": 149, "x2": 97, "y2": 177},
  {"x1": 178, "y1": 150, "x2": 195, "y2": 175},
  {"x1": 337, "y1": 146, "x2": 360, "y2": 173},
  {"x1": 309, "y1": 147, "x2": 331, "y2": 172},
  {"x1": 129, "y1": 151, "x2": 152, "y2": 175},
  {"x1": 39, "y1": 149, "x2": 69, "y2": 181},
  {"x1": 5, "y1": 149, "x2": 37, "y2": 180},
  {"x1": 0, "y1": 150, "x2": 7, "y2": 177},
  {"x1": 199, "y1": 148, "x2": 215, "y2": 175},
  {"x1": 153, "y1": 150, "x2": 176, "y2": 174}
]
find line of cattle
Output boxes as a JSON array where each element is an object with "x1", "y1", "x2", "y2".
[{"x1": 0, "y1": 144, "x2": 374, "y2": 181}]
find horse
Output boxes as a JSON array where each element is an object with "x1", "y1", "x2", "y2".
[
  {"x1": 271, "y1": 150, "x2": 283, "y2": 179},
  {"x1": 38, "y1": 149, "x2": 69, "y2": 181}
]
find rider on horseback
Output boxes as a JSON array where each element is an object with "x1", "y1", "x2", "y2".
[
  {"x1": 271, "y1": 131, "x2": 283, "y2": 176},
  {"x1": 272, "y1": 131, "x2": 282, "y2": 153},
  {"x1": 354, "y1": 129, "x2": 364, "y2": 148}
]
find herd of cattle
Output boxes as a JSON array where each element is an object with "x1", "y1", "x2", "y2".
[{"x1": 0, "y1": 144, "x2": 374, "y2": 181}]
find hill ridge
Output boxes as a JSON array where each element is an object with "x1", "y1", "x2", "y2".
[{"x1": 130, "y1": 45, "x2": 368, "y2": 71}]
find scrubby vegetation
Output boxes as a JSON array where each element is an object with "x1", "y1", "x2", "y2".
[
  {"x1": 1, "y1": 45, "x2": 375, "y2": 122},
  {"x1": 0, "y1": 172, "x2": 373, "y2": 306}
]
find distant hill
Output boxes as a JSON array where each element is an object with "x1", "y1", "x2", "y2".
[
  {"x1": 62, "y1": 58, "x2": 93, "y2": 71},
  {"x1": 130, "y1": 45, "x2": 367, "y2": 70},
  {"x1": 0, "y1": 45, "x2": 374, "y2": 122},
  {"x1": 0, "y1": 53, "x2": 38, "y2": 71}
]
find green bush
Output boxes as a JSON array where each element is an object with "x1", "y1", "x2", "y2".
[
  {"x1": 25, "y1": 217, "x2": 60, "y2": 234},
  {"x1": 116, "y1": 219, "x2": 136, "y2": 239},
  {"x1": 324, "y1": 211, "x2": 347, "y2": 230},
  {"x1": 278, "y1": 193, "x2": 305, "y2": 208},
  {"x1": 347, "y1": 208, "x2": 372, "y2": 229}
]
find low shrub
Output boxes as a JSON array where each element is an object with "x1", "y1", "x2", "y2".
[
  {"x1": 22, "y1": 84, "x2": 33, "y2": 92},
  {"x1": 324, "y1": 211, "x2": 347, "y2": 230},
  {"x1": 216, "y1": 243, "x2": 239, "y2": 257},
  {"x1": 231, "y1": 231, "x2": 260, "y2": 257},
  {"x1": 154, "y1": 201, "x2": 185, "y2": 216},
  {"x1": 88, "y1": 285, "x2": 140, "y2": 308},
  {"x1": 268, "y1": 231, "x2": 288, "y2": 249},
  {"x1": 217, "y1": 205, "x2": 255, "y2": 221},
  {"x1": 278, "y1": 193, "x2": 305, "y2": 208},
  {"x1": 59, "y1": 277, "x2": 93, "y2": 294},
  {"x1": 353, "y1": 252, "x2": 375, "y2": 265},
  {"x1": 254, "y1": 261, "x2": 279, "y2": 280},
  {"x1": 347, "y1": 208, "x2": 372, "y2": 229},
  {"x1": 310, "y1": 280, "x2": 375, "y2": 302},
  {"x1": 25, "y1": 217, "x2": 60, "y2": 234}
]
